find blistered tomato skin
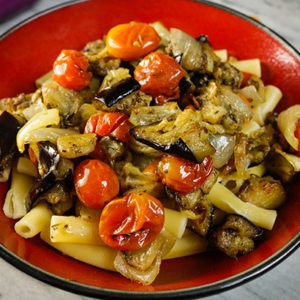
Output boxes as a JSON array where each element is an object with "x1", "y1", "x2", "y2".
[
  {"x1": 106, "y1": 22, "x2": 160, "y2": 61},
  {"x1": 74, "y1": 159, "x2": 120, "y2": 209},
  {"x1": 52, "y1": 49, "x2": 92, "y2": 91},
  {"x1": 157, "y1": 155, "x2": 214, "y2": 194},
  {"x1": 84, "y1": 112, "x2": 131, "y2": 143},
  {"x1": 99, "y1": 192, "x2": 164, "y2": 251},
  {"x1": 134, "y1": 52, "x2": 185, "y2": 103}
]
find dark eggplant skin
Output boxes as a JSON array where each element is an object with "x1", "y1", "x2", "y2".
[
  {"x1": 29, "y1": 142, "x2": 73, "y2": 208},
  {"x1": 29, "y1": 169, "x2": 73, "y2": 206},
  {"x1": 131, "y1": 128, "x2": 198, "y2": 163},
  {"x1": 94, "y1": 77, "x2": 141, "y2": 107},
  {"x1": 0, "y1": 111, "x2": 20, "y2": 159},
  {"x1": 38, "y1": 142, "x2": 60, "y2": 177},
  {"x1": 29, "y1": 171, "x2": 56, "y2": 204}
]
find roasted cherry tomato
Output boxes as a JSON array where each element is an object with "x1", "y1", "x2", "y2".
[
  {"x1": 143, "y1": 159, "x2": 160, "y2": 178},
  {"x1": 52, "y1": 49, "x2": 92, "y2": 91},
  {"x1": 99, "y1": 192, "x2": 164, "y2": 250},
  {"x1": 74, "y1": 159, "x2": 119, "y2": 209},
  {"x1": 134, "y1": 52, "x2": 185, "y2": 103},
  {"x1": 106, "y1": 21, "x2": 160, "y2": 61},
  {"x1": 157, "y1": 155, "x2": 214, "y2": 194},
  {"x1": 84, "y1": 112, "x2": 131, "y2": 143}
]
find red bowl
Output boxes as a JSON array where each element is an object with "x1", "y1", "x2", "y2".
[{"x1": 0, "y1": 0, "x2": 299, "y2": 299}]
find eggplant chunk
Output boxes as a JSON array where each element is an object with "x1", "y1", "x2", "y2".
[
  {"x1": 0, "y1": 111, "x2": 20, "y2": 182},
  {"x1": 214, "y1": 62, "x2": 243, "y2": 88},
  {"x1": 265, "y1": 146, "x2": 296, "y2": 183},
  {"x1": 39, "y1": 181, "x2": 73, "y2": 215},
  {"x1": 98, "y1": 136, "x2": 126, "y2": 165},
  {"x1": 0, "y1": 93, "x2": 32, "y2": 114},
  {"x1": 41, "y1": 79, "x2": 84, "y2": 117},
  {"x1": 188, "y1": 197, "x2": 215, "y2": 237},
  {"x1": 131, "y1": 108, "x2": 215, "y2": 163},
  {"x1": 210, "y1": 214, "x2": 263, "y2": 257},
  {"x1": 57, "y1": 133, "x2": 97, "y2": 159},
  {"x1": 95, "y1": 77, "x2": 141, "y2": 107},
  {"x1": 165, "y1": 188, "x2": 215, "y2": 237},
  {"x1": 170, "y1": 28, "x2": 219, "y2": 73},
  {"x1": 238, "y1": 175, "x2": 286, "y2": 209},
  {"x1": 119, "y1": 162, "x2": 164, "y2": 198},
  {"x1": 34, "y1": 141, "x2": 60, "y2": 177},
  {"x1": 0, "y1": 111, "x2": 20, "y2": 159},
  {"x1": 129, "y1": 102, "x2": 180, "y2": 126}
]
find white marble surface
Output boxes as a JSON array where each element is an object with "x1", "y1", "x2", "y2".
[{"x1": 0, "y1": 0, "x2": 299, "y2": 300}]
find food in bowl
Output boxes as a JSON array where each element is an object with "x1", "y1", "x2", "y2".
[{"x1": 1, "y1": 21, "x2": 299, "y2": 285}]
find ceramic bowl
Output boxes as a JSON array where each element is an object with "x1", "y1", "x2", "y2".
[{"x1": 0, "y1": 0, "x2": 299, "y2": 299}]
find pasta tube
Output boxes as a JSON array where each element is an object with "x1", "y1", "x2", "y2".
[
  {"x1": 3, "y1": 165, "x2": 34, "y2": 219},
  {"x1": 41, "y1": 226, "x2": 206, "y2": 273},
  {"x1": 230, "y1": 58, "x2": 261, "y2": 77},
  {"x1": 14, "y1": 202, "x2": 53, "y2": 238},
  {"x1": 16, "y1": 157, "x2": 38, "y2": 177},
  {"x1": 40, "y1": 226, "x2": 117, "y2": 271},
  {"x1": 164, "y1": 230, "x2": 208, "y2": 259},
  {"x1": 253, "y1": 85, "x2": 282, "y2": 125},
  {"x1": 214, "y1": 49, "x2": 228, "y2": 62},
  {"x1": 206, "y1": 182, "x2": 277, "y2": 230},
  {"x1": 50, "y1": 215, "x2": 104, "y2": 245},
  {"x1": 16, "y1": 108, "x2": 60, "y2": 153},
  {"x1": 163, "y1": 208, "x2": 187, "y2": 239},
  {"x1": 241, "y1": 119, "x2": 261, "y2": 135},
  {"x1": 50, "y1": 208, "x2": 187, "y2": 245}
]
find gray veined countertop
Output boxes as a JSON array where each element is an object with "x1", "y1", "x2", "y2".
[{"x1": 0, "y1": 0, "x2": 299, "y2": 299}]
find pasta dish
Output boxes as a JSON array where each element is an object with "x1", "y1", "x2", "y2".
[{"x1": 1, "y1": 21, "x2": 299, "y2": 285}]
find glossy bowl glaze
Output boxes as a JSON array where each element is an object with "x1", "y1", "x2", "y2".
[{"x1": 0, "y1": 0, "x2": 299, "y2": 299}]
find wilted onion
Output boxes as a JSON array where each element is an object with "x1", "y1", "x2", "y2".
[
  {"x1": 210, "y1": 134, "x2": 235, "y2": 168},
  {"x1": 239, "y1": 85, "x2": 263, "y2": 106},
  {"x1": 220, "y1": 86, "x2": 253, "y2": 121}
]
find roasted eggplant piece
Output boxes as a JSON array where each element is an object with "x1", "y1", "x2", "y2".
[
  {"x1": 170, "y1": 28, "x2": 220, "y2": 73},
  {"x1": 95, "y1": 136, "x2": 126, "y2": 167},
  {"x1": 28, "y1": 142, "x2": 74, "y2": 213},
  {"x1": 234, "y1": 125, "x2": 275, "y2": 179},
  {"x1": 0, "y1": 111, "x2": 20, "y2": 160},
  {"x1": 119, "y1": 162, "x2": 164, "y2": 198},
  {"x1": 29, "y1": 171, "x2": 57, "y2": 204},
  {"x1": 95, "y1": 77, "x2": 141, "y2": 107},
  {"x1": 237, "y1": 175, "x2": 286, "y2": 209},
  {"x1": 38, "y1": 171, "x2": 73, "y2": 215},
  {"x1": 129, "y1": 101, "x2": 180, "y2": 126},
  {"x1": 132, "y1": 133, "x2": 197, "y2": 163},
  {"x1": 214, "y1": 62, "x2": 243, "y2": 88},
  {"x1": 188, "y1": 202, "x2": 215, "y2": 237},
  {"x1": 93, "y1": 68, "x2": 151, "y2": 114},
  {"x1": 0, "y1": 111, "x2": 20, "y2": 182},
  {"x1": 131, "y1": 108, "x2": 215, "y2": 163},
  {"x1": 41, "y1": 79, "x2": 86, "y2": 121},
  {"x1": 165, "y1": 187, "x2": 215, "y2": 237},
  {"x1": 36, "y1": 141, "x2": 60, "y2": 177},
  {"x1": 210, "y1": 214, "x2": 263, "y2": 257},
  {"x1": 0, "y1": 93, "x2": 32, "y2": 115}
]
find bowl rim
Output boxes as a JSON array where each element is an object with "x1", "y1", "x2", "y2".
[{"x1": 0, "y1": 0, "x2": 299, "y2": 299}]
